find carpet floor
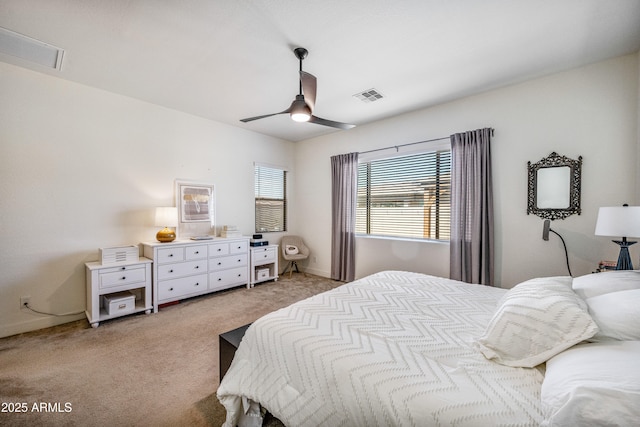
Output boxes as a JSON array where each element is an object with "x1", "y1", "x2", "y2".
[{"x1": 0, "y1": 274, "x2": 343, "y2": 427}]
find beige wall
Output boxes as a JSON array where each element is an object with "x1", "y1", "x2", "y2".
[
  {"x1": 1, "y1": 53, "x2": 638, "y2": 338},
  {"x1": 0, "y1": 62, "x2": 294, "y2": 337},
  {"x1": 293, "y1": 53, "x2": 639, "y2": 287}
]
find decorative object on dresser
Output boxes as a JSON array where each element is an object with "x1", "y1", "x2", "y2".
[
  {"x1": 175, "y1": 179, "x2": 216, "y2": 238},
  {"x1": 250, "y1": 244, "x2": 278, "y2": 286},
  {"x1": 220, "y1": 225, "x2": 242, "y2": 238},
  {"x1": 154, "y1": 206, "x2": 178, "y2": 242},
  {"x1": 143, "y1": 238, "x2": 250, "y2": 312},
  {"x1": 85, "y1": 257, "x2": 153, "y2": 328},
  {"x1": 595, "y1": 204, "x2": 640, "y2": 270}
]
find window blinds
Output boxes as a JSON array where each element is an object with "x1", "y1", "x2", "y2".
[
  {"x1": 356, "y1": 150, "x2": 451, "y2": 240},
  {"x1": 255, "y1": 165, "x2": 287, "y2": 232}
]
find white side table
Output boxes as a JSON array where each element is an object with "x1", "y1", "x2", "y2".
[
  {"x1": 85, "y1": 257, "x2": 153, "y2": 327},
  {"x1": 250, "y1": 245, "x2": 279, "y2": 287}
]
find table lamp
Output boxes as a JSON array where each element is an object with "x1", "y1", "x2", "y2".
[
  {"x1": 155, "y1": 207, "x2": 178, "y2": 242},
  {"x1": 595, "y1": 205, "x2": 640, "y2": 270}
]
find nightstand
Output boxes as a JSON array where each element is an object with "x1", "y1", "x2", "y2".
[
  {"x1": 85, "y1": 257, "x2": 153, "y2": 327},
  {"x1": 250, "y1": 244, "x2": 279, "y2": 287}
]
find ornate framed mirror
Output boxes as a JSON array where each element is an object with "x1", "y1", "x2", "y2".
[{"x1": 527, "y1": 152, "x2": 582, "y2": 220}]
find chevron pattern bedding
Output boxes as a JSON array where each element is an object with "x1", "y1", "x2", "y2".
[{"x1": 217, "y1": 271, "x2": 545, "y2": 426}]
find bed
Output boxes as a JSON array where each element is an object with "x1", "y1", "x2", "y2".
[{"x1": 217, "y1": 270, "x2": 640, "y2": 426}]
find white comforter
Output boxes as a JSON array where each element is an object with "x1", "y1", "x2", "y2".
[{"x1": 217, "y1": 271, "x2": 545, "y2": 426}]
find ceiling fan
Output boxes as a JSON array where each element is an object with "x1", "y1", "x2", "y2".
[{"x1": 240, "y1": 47, "x2": 355, "y2": 130}]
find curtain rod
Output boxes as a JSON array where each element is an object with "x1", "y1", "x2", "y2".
[{"x1": 358, "y1": 128, "x2": 494, "y2": 155}]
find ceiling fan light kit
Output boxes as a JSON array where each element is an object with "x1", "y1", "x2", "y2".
[
  {"x1": 289, "y1": 95, "x2": 311, "y2": 122},
  {"x1": 240, "y1": 47, "x2": 354, "y2": 130}
]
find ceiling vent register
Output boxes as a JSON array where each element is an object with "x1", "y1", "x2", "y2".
[{"x1": 354, "y1": 88, "x2": 384, "y2": 103}]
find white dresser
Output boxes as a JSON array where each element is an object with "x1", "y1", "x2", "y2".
[
  {"x1": 142, "y1": 238, "x2": 250, "y2": 312},
  {"x1": 250, "y1": 244, "x2": 279, "y2": 286}
]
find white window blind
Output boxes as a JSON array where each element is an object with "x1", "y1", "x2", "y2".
[
  {"x1": 255, "y1": 164, "x2": 287, "y2": 232},
  {"x1": 356, "y1": 149, "x2": 451, "y2": 240}
]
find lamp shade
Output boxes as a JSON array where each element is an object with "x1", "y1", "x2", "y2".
[
  {"x1": 595, "y1": 206, "x2": 640, "y2": 238},
  {"x1": 155, "y1": 207, "x2": 178, "y2": 227}
]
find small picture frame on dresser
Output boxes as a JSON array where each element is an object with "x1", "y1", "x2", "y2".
[{"x1": 175, "y1": 179, "x2": 216, "y2": 238}]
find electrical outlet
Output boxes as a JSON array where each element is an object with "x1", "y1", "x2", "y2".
[{"x1": 20, "y1": 296, "x2": 31, "y2": 309}]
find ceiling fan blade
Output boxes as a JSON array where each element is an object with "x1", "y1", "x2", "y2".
[
  {"x1": 309, "y1": 115, "x2": 355, "y2": 130},
  {"x1": 240, "y1": 109, "x2": 290, "y2": 123},
  {"x1": 300, "y1": 71, "x2": 316, "y2": 112}
]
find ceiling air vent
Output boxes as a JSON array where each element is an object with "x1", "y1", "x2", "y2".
[
  {"x1": 0, "y1": 27, "x2": 64, "y2": 70},
  {"x1": 353, "y1": 88, "x2": 384, "y2": 103}
]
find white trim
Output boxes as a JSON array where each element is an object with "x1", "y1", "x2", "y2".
[{"x1": 253, "y1": 161, "x2": 289, "y2": 172}]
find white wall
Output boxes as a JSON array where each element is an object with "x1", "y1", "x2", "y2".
[
  {"x1": 294, "y1": 53, "x2": 639, "y2": 287},
  {"x1": 0, "y1": 62, "x2": 294, "y2": 338},
  {"x1": 1, "y1": 53, "x2": 638, "y2": 338}
]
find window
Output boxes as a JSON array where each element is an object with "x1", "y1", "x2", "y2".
[
  {"x1": 356, "y1": 149, "x2": 451, "y2": 240},
  {"x1": 255, "y1": 164, "x2": 287, "y2": 232}
]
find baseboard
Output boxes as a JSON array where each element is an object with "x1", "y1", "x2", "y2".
[
  {"x1": 0, "y1": 313, "x2": 85, "y2": 339},
  {"x1": 302, "y1": 266, "x2": 331, "y2": 279}
]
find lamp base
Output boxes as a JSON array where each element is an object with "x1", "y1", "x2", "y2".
[
  {"x1": 612, "y1": 239, "x2": 636, "y2": 270},
  {"x1": 157, "y1": 227, "x2": 176, "y2": 243}
]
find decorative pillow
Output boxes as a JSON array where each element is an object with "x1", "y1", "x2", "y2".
[
  {"x1": 585, "y1": 289, "x2": 640, "y2": 341},
  {"x1": 285, "y1": 245, "x2": 299, "y2": 255},
  {"x1": 572, "y1": 270, "x2": 640, "y2": 299},
  {"x1": 475, "y1": 276, "x2": 598, "y2": 368},
  {"x1": 541, "y1": 341, "x2": 640, "y2": 427}
]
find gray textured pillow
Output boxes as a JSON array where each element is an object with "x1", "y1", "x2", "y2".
[{"x1": 476, "y1": 276, "x2": 598, "y2": 367}]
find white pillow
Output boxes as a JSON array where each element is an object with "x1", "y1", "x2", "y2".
[
  {"x1": 541, "y1": 341, "x2": 640, "y2": 427},
  {"x1": 572, "y1": 270, "x2": 640, "y2": 299},
  {"x1": 285, "y1": 245, "x2": 299, "y2": 255},
  {"x1": 586, "y1": 289, "x2": 640, "y2": 341},
  {"x1": 475, "y1": 276, "x2": 598, "y2": 368}
]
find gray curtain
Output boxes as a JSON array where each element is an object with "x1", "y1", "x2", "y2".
[
  {"x1": 330, "y1": 152, "x2": 358, "y2": 282},
  {"x1": 449, "y1": 128, "x2": 494, "y2": 285}
]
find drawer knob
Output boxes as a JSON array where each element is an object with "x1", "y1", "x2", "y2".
[
  {"x1": 217, "y1": 262, "x2": 222, "y2": 266},
  {"x1": 195, "y1": 251, "x2": 199, "y2": 254},
  {"x1": 195, "y1": 266, "x2": 199, "y2": 269},
  {"x1": 121, "y1": 276, "x2": 126, "y2": 280},
  {"x1": 121, "y1": 267, "x2": 126, "y2": 270},
  {"x1": 169, "y1": 287, "x2": 174, "y2": 291},
  {"x1": 169, "y1": 254, "x2": 174, "y2": 257},
  {"x1": 169, "y1": 269, "x2": 174, "y2": 273},
  {"x1": 217, "y1": 248, "x2": 222, "y2": 252},
  {"x1": 195, "y1": 282, "x2": 200, "y2": 286},
  {"x1": 218, "y1": 278, "x2": 222, "y2": 281}
]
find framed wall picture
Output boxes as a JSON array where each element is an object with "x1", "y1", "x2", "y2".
[{"x1": 174, "y1": 180, "x2": 215, "y2": 238}]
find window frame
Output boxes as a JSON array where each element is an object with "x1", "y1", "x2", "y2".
[
  {"x1": 254, "y1": 162, "x2": 288, "y2": 233},
  {"x1": 356, "y1": 141, "x2": 451, "y2": 241}
]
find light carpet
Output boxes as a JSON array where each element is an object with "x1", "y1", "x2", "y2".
[{"x1": 0, "y1": 274, "x2": 343, "y2": 427}]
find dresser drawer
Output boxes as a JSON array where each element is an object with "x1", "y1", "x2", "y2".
[
  {"x1": 157, "y1": 260, "x2": 207, "y2": 280},
  {"x1": 209, "y1": 242, "x2": 230, "y2": 257},
  {"x1": 100, "y1": 265, "x2": 147, "y2": 289},
  {"x1": 252, "y1": 247, "x2": 277, "y2": 265},
  {"x1": 209, "y1": 254, "x2": 248, "y2": 271},
  {"x1": 185, "y1": 244, "x2": 208, "y2": 260},
  {"x1": 209, "y1": 267, "x2": 247, "y2": 290},
  {"x1": 157, "y1": 273, "x2": 208, "y2": 301},
  {"x1": 157, "y1": 247, "x2": 185, "y2": 264},
  {"x1": 229, "y1": 240, "x2": 248, "y2": 254}
]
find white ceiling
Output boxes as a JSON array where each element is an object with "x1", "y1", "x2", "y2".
[{"x1": 1, "y1": 0, "x2": 640, "y2": 142}]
